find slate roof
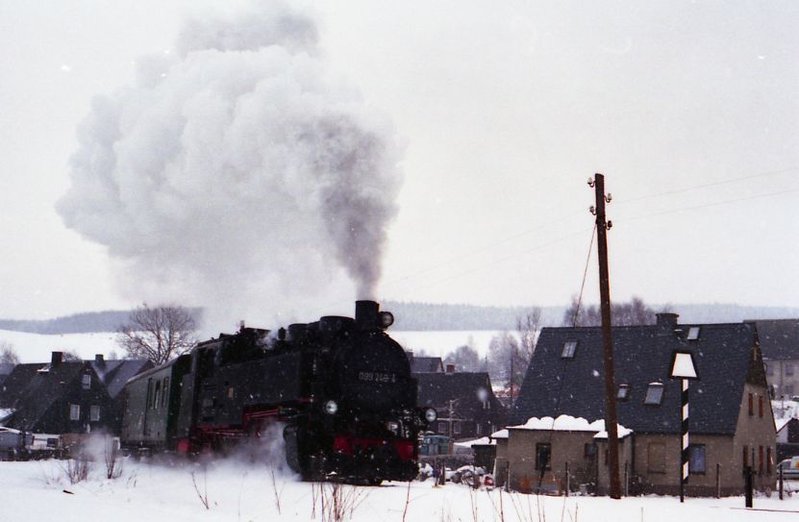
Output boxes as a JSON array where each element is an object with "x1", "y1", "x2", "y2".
[
  {"x1": 751, "y1": 319, "x2": 799, "y2": 361},
  {"x1": 91, "y1": 358, "x2": 152, "y2": 399},
  {"x1": 512, "y1": 318, "x2": 762, "y2": 436},
  {"x1": 409, "y1": 355, "x2": 444, "y2": 373},
  {"x1": 0, "y1": 363, "x2": 43, "y2": 408},
  {"x1": 416, "y1": 372, "x2": 505, "y2": 420},
  {"x1": 3, "y1": 361, "x2": 113, "y2": 432}
]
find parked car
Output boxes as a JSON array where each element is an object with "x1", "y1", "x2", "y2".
[
  {"x1": 778, "y1": 457, "x2": 799, "y2": 479},
  {"x1": 450, "y1": 465, "x2": 486, "y2": 486}
]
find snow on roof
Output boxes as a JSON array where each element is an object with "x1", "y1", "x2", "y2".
[
  {"x1": 0, "y1": 408, "x2": 14, "y2": 424},
  {"x1": 593, "y1": 425, "x2": 634, "y2": 440},
  {"x1": 507, "y1": 414, "x2": 631, "y2": 439},
  {"x1": 454, "y1": 436, "x2": 493, "y2": 448},
  {"x1": 491, "y1": 428, "x2": 508, "y2": 439},
  {"x1": 776, "y1": 417, "x2": 793, "y2": 432}
]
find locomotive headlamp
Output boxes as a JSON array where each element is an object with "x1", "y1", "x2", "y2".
[
  {"x1": 424, "y1": 408, "x2": 437, "y2": 423},
  {"x1": 324, "y1": 400, "x2": 338, "y2": 415},
  {"x1": 379, "y1": 311, "x2": 394, "y2": 329}
]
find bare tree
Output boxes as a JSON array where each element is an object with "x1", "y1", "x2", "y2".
[
  {"x1": 486, "y1": 332, "x2": 521, "y2": 387},
  {"x1": 516, "y1": 308, "x2": 542, "y2": 362},
  {"x1": 0, "y1": 341, "x2": 20, "y2": 364},
  {"x1": 63, "y1": 350, "x2": 83, "y2": 361},
  {"x1": 562, "y1": 296, "x2": 664, "y2": 327},
  {"x1": 443, "y1": 344, "x2": 484, "y2": 373},
  {"x1": 117, "y1": 304, "x2": 198, "y2": 365}
]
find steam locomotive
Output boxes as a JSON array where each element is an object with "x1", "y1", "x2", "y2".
[{"x1": 120, "y1": 301, "x2": 436, "y2": 483}]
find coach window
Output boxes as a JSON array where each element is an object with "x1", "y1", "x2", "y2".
[
  {"x1": 154, "y1": 381, "x2": 161, "y2": 410},
  {"x1": 146, "y1": 378, "x2": 153, "y2": 410},
  {"x1": 161, "y1": 377, "x2": 170, "y2": 408}
]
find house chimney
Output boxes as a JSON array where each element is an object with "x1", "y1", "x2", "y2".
[
  {"x1": 446, "y1": 364, "x2": 456, "y2": 373},
  {"x1": 656, "y1": 313, "x2": 679, "y2": 328},
  {"x1": 95, "y1": 354, "x2": 105, "y2": 366},
  {"x1": 51, "y1": 351, "x2": 64, "y2": 366}
]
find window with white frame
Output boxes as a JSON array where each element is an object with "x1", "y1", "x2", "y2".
[
  {"x1": 561, "y1": 341, "x2": 578, "y2": 358},
  {"x1": 686, "y1": 327, "x2": 700, "y2": 341},
  {"x1": 90, "y1": 405, "x2": 101, "y2": 422},
  {"x1": 644, "y1": 383, "x2": 664, "y2": 405},
  {"x1": 69, "y1": 404, "x2": 81, "y2": 421},
  {"x1": 82, "y1": 374, "x2": 91, "y2": 390},
  {"x1": 617, "y1": 384, "x2": 630, "y2": 400}
]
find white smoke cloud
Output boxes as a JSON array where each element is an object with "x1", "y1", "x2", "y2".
[{"x1": 57, "y1": 2, "x2": 402, "y2": 328}]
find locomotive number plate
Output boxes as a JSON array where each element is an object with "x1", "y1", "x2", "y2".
[{"x1": 358, "y1": 371, "x2": 396, "y2": 383}]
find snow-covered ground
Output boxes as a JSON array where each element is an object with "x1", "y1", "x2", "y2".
[
  {"x1": 0, "y1": 329, "x2": 507, "y2": 364},
  {"x1": 1, "y1": 456, "x2": 797, "y2": 522}
]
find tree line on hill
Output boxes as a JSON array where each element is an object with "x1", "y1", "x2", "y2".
[{"x1": 1, "y1": 300, "x2": 797, "y2": 335}]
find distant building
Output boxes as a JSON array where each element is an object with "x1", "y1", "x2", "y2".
[
  {"x1": 750, "y1": 319, "x2": 799, "y2": 399},
  {"x1": 492, "y1": 415, "x2": 632, "y2": 494},
  {"x1": 416, "y1": 369, "x2": 506, "y2": 440},
  {"x1": 406, "y1": 352, "x2": 445, "y2": 374},
  {"x1": 90, "y1": 354, "x2": 153, "y2": 431},
  {"x1": 0, "y1": 363, "x2": 14, "y2": 387},
  {"x1": 0, "y1": 352, "x2": 151, "y2": 440},
  {"x1": 512, "y1": 313, "x2": 775, "y2": 496},
  {"x1": 0, "y1": 352, "x2": 115, "y2": 445}
]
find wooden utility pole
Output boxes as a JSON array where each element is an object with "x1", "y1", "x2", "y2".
[{"x1": 590, "y1": 173, "x2": 622, "y2": 499}]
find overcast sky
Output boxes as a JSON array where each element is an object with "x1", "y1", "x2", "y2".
[{"x1": 1, "y1": 1, "x2": 798, "y2": 325}]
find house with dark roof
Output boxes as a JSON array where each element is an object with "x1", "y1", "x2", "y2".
[
  {"x1": 90, "y1": 354, "x2": 152, "y2": 431},
  {"x1": 0, "y1": 352, "x2": 115, "y2": 445},
  {"x1": 0, "y1": 363, "x2": 14, "y2": 383},
  {"x1": 511, "y1": 313, "x2": 775, "y2": 496},
  {"x1": 750, "y1": 319, "x2": 799, "y2": 399},
  {"x1": 416, "y1": 369, "x2": 506, "y2": 441},
  {"x1": 406, "y1": 353, "x2": 444, "y2": 374}
]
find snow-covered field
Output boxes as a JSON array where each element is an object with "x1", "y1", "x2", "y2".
[
  {"x1": 1, "y1": 457, "x2": 797, "y2": 522},
  {"x1": 0, "y1": 329, "x2": 506, "y2": 364}
]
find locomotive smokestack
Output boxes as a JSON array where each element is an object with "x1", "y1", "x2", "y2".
[
  {"x1": 355, "y1": 300, "x2": 394, "y2": 330},
  {"x1": 355, "y1": 300, "x2": 380, "y2": 330}
]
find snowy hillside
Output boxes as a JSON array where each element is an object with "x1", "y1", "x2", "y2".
[{"x1": 0, "y1": 329, "x2": 119, "y2": 363}]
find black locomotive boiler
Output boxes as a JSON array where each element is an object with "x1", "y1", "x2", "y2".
[{"x1": 120, "y1": 300, "x2": 436, "y2": 483}]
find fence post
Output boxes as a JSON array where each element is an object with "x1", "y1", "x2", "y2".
[
  {"x1": 624, "y1": 461, "x2": 629, "y2": 497},
  {"x1": 715, "y1": 463, "x2": 720, "y2": 498},
  {"x1": 779, "y1": 462, "x2": 783, "y2": 500},
  {"x1": 565, "y1": 461, "x2": 570, "y2": 497},
  {"x1": 744, "y1": 465, "x2": 753, "y2": 508}
]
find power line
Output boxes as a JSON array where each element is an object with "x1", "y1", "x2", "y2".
[
  {"x1": 615, "y1": 166, "x2": 799, "y2": 205},
  {"x1": 380, "y1": 170, "x2": 798, "y2": 301}
]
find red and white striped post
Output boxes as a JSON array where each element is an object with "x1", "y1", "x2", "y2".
[{"x1": 670, "y1": 350, "x2": 698, "y2": 503}]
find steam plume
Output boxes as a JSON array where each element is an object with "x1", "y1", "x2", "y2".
[{"x1": 57, "y1": 3, "x2": 402, "y2": 325}]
